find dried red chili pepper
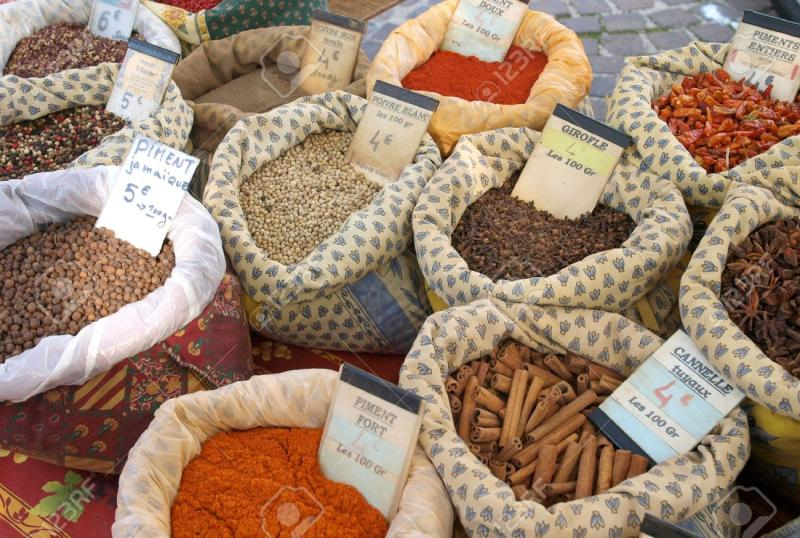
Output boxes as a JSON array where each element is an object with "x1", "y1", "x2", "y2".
[{"x1": 653, "y1": 69, "x2": 800, "y2": 173}]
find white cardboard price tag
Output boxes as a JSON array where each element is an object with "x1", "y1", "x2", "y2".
[
  {"x1": 299, "y1": 9, "x2": 367, "y2": 95},
  {"x1": 512, "y1": 105, "x2": 630, "y2": 220},
  {"x1": 589, "y1": 331, "x2": 744, "y2": 463},
  {"x1": 441, "y1": 0, "x2": 527, "y2": 62},
  {"x1": 725, "y1": 10, "x2": 800, "y2": 102},
  {"x1": 96, "y1": 135, "x2": 199, "y2": 256},
  {"x1": 319, "y1": 364, "x2": 424, "y2": 519},
  {"x1": 106, "y1": 39, "x2": 180, "y2": 122},
  {"x1": 347, "y1": 81, "x2": 438, "y2": 186},
  {"x1": 88, "y1": 0, "x2": 138, "y2": 41}
]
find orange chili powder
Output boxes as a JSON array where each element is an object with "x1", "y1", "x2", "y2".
[
  {"x1": 171, "y1": 428, "x2": 388, "y2": 538},
  {"x1": 401, "y1": 45, "x2": 548, "y2": 105}
]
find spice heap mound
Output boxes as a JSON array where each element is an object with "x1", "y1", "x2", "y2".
[
  {"x1": 722, "y1": 219, "x2": 800, "y2": 377},
  {"x1": 171, "y1": 427, "x2": 388, "y2": 538},
  {"x1": 0, "y1": 106, "x2": 125, "y2": 181},
  {"x1": 452, "y1": 175, "x2": 635, "y2": 281},
  {"x1": 4, "y1": 23, "x2": 132, "y2": 78},
  {"x1": 154, "y1": 0, "x2": 222, "y2": 11},
  {"x1": 0, "y1": 217, "x2": 174, "y2": 362},
  {"x1": 402, "y1": 46, "x2": 548, "y2": 105},
  {"x1": 653, "y1": 69, "x2": 800, "y2": 173},
  {"x1": 448, "y1": 341, "x2": 648, "y2": 506},
  {"x1": 240, "y1": 130, "x2": 381, "y2": 266}
]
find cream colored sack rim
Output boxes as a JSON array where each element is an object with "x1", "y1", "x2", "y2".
[{"x1": 113, "y1": 369, "x2": 454, "y2": 538}]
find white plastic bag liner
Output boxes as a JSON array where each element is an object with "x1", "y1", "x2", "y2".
[
  {"x1": 0, "y1": 166, "x2": 225, "y2": 402},
  {"x1": 0, "y1": 0, "x2": 180, "y2": 72},
  {"x1": 399, "y1": 299, "x2": 750, "y2": 537},
  {"x1": 113, "y1": 368, "x2": 454, "y2": 537}
]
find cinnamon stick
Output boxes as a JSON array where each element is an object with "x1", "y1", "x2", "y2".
[
  {"x1": 498, "y1": 344, "x2": 523, "y2": 370},
  {"x1": 475, "y1": 360, "x2": 491, "y2": 386},
  {"x1": 528, "y1": 390, "x2": 597, "y2": 442},
  {"x1": 544, "y1": 354, "x2": 576, "y2": 383},
  {"x1": 475, "y1": 386, "x2": 505, "y2": 414},
  {"x1": 471, "y1": 426, "x2": 501, "y2": 443},
  {"x1": 556, "y1": 433, "x2": 579, "y2": 454},
  {"x1": 626, "y1": 454, "x2": 649, "y2": 479},
  {"x1": 508, "y1": 460, "x2": 536, "y2": 486},
  {"x1": 449, "y1": 394, "x2": 462, "y2": 415},
  {"x1": 576, "y1": 374, "x2": 589, "y2": 395},
  {"x1": 522, "y1": 364, "x2": 561, "y2": 387},
  {"x1": 553, "y1": 441, "x2": 582, "y2": 483},
  {"x1": 513, "y1": 413, "x2": 587, "y2": 467},
  {"x1": 499, "y1": 369, "x2": 528, "y2": 447},
  {"x1": 575, "y1": 435, "x2": 597, "y2": 499},
  {"x1": 595, "y1": 445, "x2": 615, "y2": 494},
  {"x1": 497, "y1": 437, "x2": 523, "y2": 462},
  {"x1": 491, "y1": 373, "x2": 513, "y2": 393},
  {"x1": 489, "y1": 460, "x2": 508, "y2": 481},
  {"x1": 516, "y1": 376, "x2": 544, "y2": 439},
  {"x1": 543, "y1": 481, "x2": 576, "y2": 496},
  {"x1": 458, "y1": 376, "x2": 479, "y2": 440},
  {"x1": 490, "y1": 359, "x2": 515, "y2": 378},
  {"x1": 611, "y1": 450, "x2": 631, "y2": 487},
  {"x1": 471, "y1": 408, "x2": 500, "y2": 428},
  {"x1": 532, "y1": 444, "x2": 559, "y2": 490}
]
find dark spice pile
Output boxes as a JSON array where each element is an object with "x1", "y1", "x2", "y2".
[
  {"x1": 0, "y1": 217, "x2": 175, "y2": 362},
  {"x1": 654, "y1": 69, "x2": 800, "y2": 173},
  {"x1": 722, "y1": 219, "x2": 800, "y2": 377},
  {"x1": 452, "y1": 176, "x2": 635, "y2": 280},
  {"x1": 0, "y1": 106, "x2": 126, "y2": 181},
  {"x1": 402, "y1": 46, "x2": 548, "y2": 105},
  {"x1": 448, "y1": 340, "x2": 648, "y2": 505},
  {"x1": 4, "y1": 23, "x2": 132, "y2": 78}
]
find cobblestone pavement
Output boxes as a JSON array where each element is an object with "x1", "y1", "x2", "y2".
[{"x1": 363, "y1": 0, "x2": 777, "y2": 119}]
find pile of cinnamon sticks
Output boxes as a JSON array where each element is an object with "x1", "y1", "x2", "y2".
[{"x1": 447, "y1": 340, "x2": 650, "y2": 506}]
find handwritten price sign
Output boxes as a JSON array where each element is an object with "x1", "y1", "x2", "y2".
[
  {"x1": 89, "y1": 0, "x2": 137, "y2": 41},
  {"x1": 96, "y1": 135, "x2": 199, "y2": 256},
  {"x1": 592, "y1": 331, "x2": 743, "y2": 463}
]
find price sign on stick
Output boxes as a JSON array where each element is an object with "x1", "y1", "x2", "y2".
[
  {"x1": 724, "y1": 10, "x2": 800, "y2": 102},
  {"x1": 106, "y1": 39, "x2": 180, "y2": 122},
  {"x1": 96, "y1": 135, "x2": 199, "y2": 256},
  {"x1": 299, "y1": 9, "x2": 367, "y2": 95},
  {"x1": 589, "y1": 331, "x2": 744, "y2": 463},
  {"x1": 347, "y1": 81, "x2": 438, "y2": 186},
  {"x1": 512, "y1": 105, "x2": 631, "y2": 220},
  {"x1": 319, "y1": 364, "x2": 424, "y2": 519},
  {"x1": 88, "y1": 0, "x2": 138, "y2": 41},
  {"x1": 441, "y1": 0, "x2": 527, "y2": 62}
]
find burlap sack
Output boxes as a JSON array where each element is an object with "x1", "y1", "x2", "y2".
[
  {"x1": 172, "y1": 26, "x2": 370, "y2": 155},
  {"x1": 204, "y1": 91, "x2": 441, "y2": 353},
  {"x1": 680, "y1": 182, "x2": 800, "y2": 505},
  {"x1": 141, "y1": 0, "x2": 323, "y2": 47},
  {"x1": 113, "y1": 369, "x2": 454, "y2": 537},
  {"x1": 608, "y1": 41, "x2": 800, "y2": 209},
  {"x1": 367, "y1": 0, "x2": 591, "y2": 155},
  {"x1": 0, "y1": 0, "x2": 180, "y2": 72},
  {"x1": 399, "y1": 299, "x2": 749, "y2": 537},
  {"x1": 0, "y1": 64, "x2": 192, "y2": 169},
  {"x1": 413, "y1": 127, "x2": 692, "y2": 336}
]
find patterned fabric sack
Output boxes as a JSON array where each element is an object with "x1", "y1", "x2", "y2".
[
  {"x1": 141, "y1": 0, "x2": 325, "y2": 48},
  {"x1": 114, "y1": 369, "x2": 454, "y2": 537},
  {"x1": 680, "y1": 182, "x2": 800, "y2": 505},
  {"x1": 173, "y1": 26, "x2": 370, "y2": 155},
  {"x1": 399, "y1": 299, "x2": 749, "y2": 537},
  {"x1": 413, "y1": 127, "x2": 692, "y2": 336},
  {"x1": 367, "y1": 0, "x2": 591, "y2": 155},
  {"x1": 0, "y1": 271, "x2": 252, "y2": 474},
  {"x1": 0, "y1": 64, "x2": 193, "y2": 168},
  {"x1": 607, "y1": 41, "x2": 800, "y2": 209},
  {"x1": 204, "y1": 91, "x2": 440, "y2": 354},
  {"x1": 0, "y1": 166, "x2": 226, "y2": 402},
  {"x1": 0, "y1": 0, "x2": 180, "y2": 72}
]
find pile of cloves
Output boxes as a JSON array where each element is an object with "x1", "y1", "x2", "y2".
[
  {"x1": 721, "y1": 218, "x2": 800, "y2": 377},
  {"x1": 447, "y1": 341, "x2": 648, "y2": 505}
]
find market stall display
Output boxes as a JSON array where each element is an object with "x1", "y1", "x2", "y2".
[
  {"x1": 0, "y1": 0, "x2": 180, "y2": 74},
  {"x1": 413, "y1": 127, "x2": 691, "y2": 335},
  {"x1": 0, "y1": 64, "x2": 193, "y2": 171},
  {"x1": 368, "y1": 0, "x2": 591, "y2": 154},
  {"x1": 171, "y1": 26, "x2": 370, "y2": 154},
  {"x1": 681, "y1": 182, "x2": 800, "y2": 504},
  {"x1": 608, "y1": 42, "x2": 800, "y2": 208},
  {"x1": 171, "y1": 427, "x2": 388, "y2": 537},
  {"x1": 400, "y1": 299, "x2": 749, "y2": 536},
  {"x1": 0, "y1": 166, "x2": 225, "y2": 403},
  {"x1": 113, "y1": 369, "x2": 453, "y2": 537},
  {"x1": 141, "y1": 0, "x2": 324, "y2": 47},
  {"x1": 204, "y1": 91, "x2": 441, "y2": 353}
]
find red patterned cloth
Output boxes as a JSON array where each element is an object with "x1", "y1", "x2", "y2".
[{"x1": 0, "y1": 273, "x2": 253, "y2": 474}]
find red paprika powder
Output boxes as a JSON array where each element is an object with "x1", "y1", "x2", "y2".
[
  {"x1": 402, "y1": 45, "x2": 548, "y2": 105},
  {"x1": 171, "y1": 427, "x2": 388, "y2": 537},
  {"x1": 155, "y1": 0, "x2": 221, "y2": 12}
]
